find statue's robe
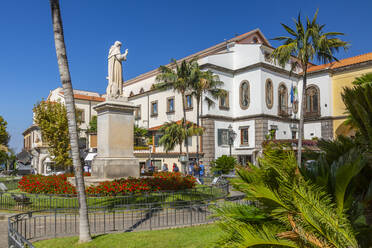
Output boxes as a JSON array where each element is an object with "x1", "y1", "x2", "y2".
[{"x1": 107, "y1": 47, "x2": 126, "y2": 98}]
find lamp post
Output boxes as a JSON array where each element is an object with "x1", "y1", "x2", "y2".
[
  {"x1": 148, "y1": 144, "x2": 153, "y2": 170},
  {"x1": 228, "y1": 124, "x2": 236, "y2": 157}
]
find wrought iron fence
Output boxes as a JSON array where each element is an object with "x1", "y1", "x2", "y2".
[
  {"x1": 8, "y1": 202, "x2": 217, "y2": 248},
  {"x1": 0, "y1": 182, "x2": 229, "y2": 211},
  {"x1": 0, "y1": 179, "x2": 20, "y2": 191}
]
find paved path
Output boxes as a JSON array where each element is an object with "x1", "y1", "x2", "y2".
[{"x1": 0, "y1": 214, "x2": 10, "y2": 248}]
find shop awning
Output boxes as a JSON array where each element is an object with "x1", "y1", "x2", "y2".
[{"x1": 84, "y1": 153, "x2": 97, "y2": 161}]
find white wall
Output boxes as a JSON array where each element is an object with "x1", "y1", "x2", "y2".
[{"x1": 304, "y1": 122, "x2": 322, "y2": 139}]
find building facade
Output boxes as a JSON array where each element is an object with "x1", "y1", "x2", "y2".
[
  {"x1": 25, "y1": 29, "x2": 370, "y2": 173},
  {"x1": 123, "y1": 29, "x2": 334, "y2": 168},
  {"x1": 23, "y1": 88, "x2": 105, "y2": 174}
]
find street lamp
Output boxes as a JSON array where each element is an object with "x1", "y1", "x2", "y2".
[
  {"x1": 228, "y1": 124, "x2": 236, "y2": 157},
  {"x1": 148, "y1": 144, "x2": 153, "y2": 169}
]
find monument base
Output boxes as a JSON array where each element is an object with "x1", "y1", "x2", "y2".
[{"x1": 91, "y1": 157, "x2": 139, "y2": 179}]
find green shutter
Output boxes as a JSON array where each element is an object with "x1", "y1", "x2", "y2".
[{"x1": 218, "y1": 129, "x2": 222, "y2": 146}]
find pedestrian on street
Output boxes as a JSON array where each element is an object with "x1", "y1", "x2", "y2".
[
  {"x1": 162, "y1": 163, "x2": 169, "y2": 172},
  {"x1": 172, "y1": 163, "x2": 179, "y2": 172},
  {"x1": 198, "y1": 161, "x2": 205, "y2": 185}
]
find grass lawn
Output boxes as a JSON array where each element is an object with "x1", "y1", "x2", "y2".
[{"x1": 34, "y1": 224, "x2": 222, "y2": 248}]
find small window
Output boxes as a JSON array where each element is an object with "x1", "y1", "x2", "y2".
[
  {"x1": 184, "y1": 136, "x2": 192, "y2": 147},
  {"x1": 139, "y1": 88, "x2": 144, "y2": 94},
  {"x1": 135, "y1": 105, "x2": 141, "y2": 120},
  {"x1": 76, "y1": 109, "x2": 85, "y2": 123},
  {"x1": 278, "y1": 83, "x2": 288, "y2": 116},
  {"x1": 154, "y1": 133, "x2": 163, "y2": 147},
  {"x1": 252, "y1": 36, "x2": 258, "y2": 43},
  {"x1": 185, "y1": 95, "x2": 193, "y2": 109},
  {"x1": 151, "y1": 101, "x2": 158, "y2": 116},
  {"x1": 291, "y1": 131, "x2": 297, "y2": 139},
  {"x1": 305, "y1": 85, "x2": 320, "y2": 117},
  {"x1": 240, "y1": 128, "x2": 249, "y2": 145},
  {"x1": 167, "y1": 97, "x2": 175, "y2": 113},
  {"x1": 217, "y1": 129, "x2": 229, "y2": 146},
  {"x1": 265, "y1": 79, "x2": 273, "y2": 109},
  {"x1": 219, "y1": 92, "x2": 229, "y2": 110},
  {"x1": 239, "y1": 81, "x2": 250, "y2": 110}
]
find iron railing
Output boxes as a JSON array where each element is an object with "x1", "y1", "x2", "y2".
[
  {"x1": 0, "y1": 179, "x2": 20, "y2": 191},
  {"x1": 8, "y1": 202, "x2": 217, "y2": 248},
  {"x1": 1, "y1": 182, "x2": 228, "y2": 211}
]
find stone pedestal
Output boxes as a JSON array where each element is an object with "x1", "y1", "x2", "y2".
[{"x1": 91, "y1": 99, "x2": 139, "y2": 179}]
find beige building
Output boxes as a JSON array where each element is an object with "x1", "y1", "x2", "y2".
[{"x1": 23, "y1": 88, "x2": 105, "y2": 174}]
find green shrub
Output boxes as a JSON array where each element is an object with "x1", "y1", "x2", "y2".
[{"x1": 210, "y1": 155, "x2": 236, "y2": 175}]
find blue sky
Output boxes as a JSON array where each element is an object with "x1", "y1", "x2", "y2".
[{"x1": 0, "y1": 0, "x2": 371, "y2": 152}]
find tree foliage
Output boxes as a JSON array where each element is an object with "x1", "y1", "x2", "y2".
[
  {"x1": 33, "y1": 101, "x2": 72, "y2": 167},
  {"x1": 0, "y1": 115, "x2": 10, "y2": 147},
  {"x1": 214, "y1": 146, "x2": 358, "y2": 248},
  {"x1": 210, "y1": 155, "x2": 236, "y2": 175},
  {"x1": 159, "y1": 120, "x2": 202, "y2": 153},
  {"x1": 272, "y1": 9, "x2": 348, "y2": 166},
  {"x1": 88, "y1": 115, "x2": 97, "y2": 133}
]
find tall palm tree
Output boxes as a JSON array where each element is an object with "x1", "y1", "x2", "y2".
[
  {"x1": 214, "y1": 145, "x2": 358, "y2": 247},
  {"x1": 272, "y1": 9, "x2": 348, "y2": 167},
  {"x1": 155, "y1": 59, "x2": 196, "y2": 170},
  {"x1": 190, "y1": 66, "x2": 225, "y2": 163},
  {"x1": 159, "y1": 121, "x2": 185, "y2": 154},
  {"x1": 49, "y1": 0, "x2": 91, "y2": 243}
]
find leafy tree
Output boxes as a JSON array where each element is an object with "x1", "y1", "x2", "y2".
[
  {"x1": 210, "y1": 155, "x2": 236, "y2": 175},
  {"x1": 159, "y1": 120, "x2": 202, "y2": 154},
  {"x1": 352, "y1": 72, "x2": 372, "y2": 86},
  {"x1": 88, "y1": 115, "x2": 97, "y2": 133},
  {"x1": 49, "y1": 0, "x2": 91, "y2": 242},
  {"x1": 214, "y1": 145, "x2": 358, "y2": 247},
  {"x1": 0, "y1": 115, "x2": 10, "y2": 166},
  {"x1": 134, "y1": 125, "x2": 148, "y2": 147},
  {"x1": 0, "y1": 115, "x2": 10, "y2": 147},
  {"x1": 155, "y1": 59, "x2": 196, "y2": 164},
  {"x1": 190, "y1": 65, "x2": 225, "y2": 163},
  {"x1": 34, "y1": 101, "x2": 72, "y2": 167},
  {"x1": 272, "y1": 9, "x2": 348, "y2": 166}
]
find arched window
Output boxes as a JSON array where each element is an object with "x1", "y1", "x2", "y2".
[
  {"x1": 129, "y1": 91, "x2": 134, "y2": 97},
  {"x1": 278, "y1": 83, "x2": 288, "y2": 116},
  {"x1": 305, "y1": 85, "x2": 320, "y2": 117},
  {"x1": 265, "y1": 79, "x2": 273, "y2": 109},
  {"x1": 239, "y1": 80, "x2": 250, "y2": 110},
  {"x1": 139, "y1": 88, "x2": 144, "y2": 94}
]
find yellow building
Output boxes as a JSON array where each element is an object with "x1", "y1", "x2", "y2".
[{"x1": 308, "y1": 52, "x2": 372, "y2": 137}]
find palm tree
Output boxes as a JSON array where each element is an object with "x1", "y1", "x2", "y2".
[
  {"x1": 155, "y1": 59, "x2": 196, "y2": 168},
  {"x1": 190, "y1": 66, "x2": 225, "y2": 163},
  {"x1": 213, "y1": 145, "x2": 358, "y2": 247},
  {"x1": 159, "y1": 121, "x2": 185, "y2": 154},
  {"x1": 49, "y1": 0, "x2": 91, "y2": 243},
  {"x1": 272, "y1": 9, "x2": 348, "y2": 167},
  {"x1": 159, "y1": 120, "x2": 203, "y2": 155}
]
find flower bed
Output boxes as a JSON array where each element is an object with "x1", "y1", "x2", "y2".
[
  {"x1": 18, "y1": 172, "x2": 196, "y2": 196},
  {"x1": 18, "y1": 174, "x2": 77, "y2": 194}
]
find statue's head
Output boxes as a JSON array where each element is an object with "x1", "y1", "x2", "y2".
[{"x1": 114, "y1": 41, "x2": 122, "y2": 47}]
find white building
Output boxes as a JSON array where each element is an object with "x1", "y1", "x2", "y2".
[
  {"x1": 23, "y1": 88, "x2": 105, "y2": 174},
  {"x1": 123, "y1": 29, "x2": 332, "y2": 167},
  {"x1": 24, "y1": 29, "x2": 334, "y2": 173}
]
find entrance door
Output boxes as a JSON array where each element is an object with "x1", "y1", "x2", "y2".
[{"x1": 238, "y1": 155, "x2": 252, "y2": 166}]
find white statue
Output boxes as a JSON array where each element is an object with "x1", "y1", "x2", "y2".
[{"x1": 106, "y1": 41, "x2": 128, "y2": 99}]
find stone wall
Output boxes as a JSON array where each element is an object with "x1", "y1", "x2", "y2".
[
  {"x1": 255, "y1": 118, "x2": 268, "y2": 149},
  {"x1": 321, "y1": 119, "x2": 333, "y2": 140},
  {"x1": 201, "y1": 118, "x2": 215, "y2": 167}
]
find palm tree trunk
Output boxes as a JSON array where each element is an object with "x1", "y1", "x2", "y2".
[
  {"x1": 297, "y1": 68, "x2": 307, "y2": 168},
  {"x1": 49, "y1": 0, "x2": 91, "y2": 243},
  {"x1": 196, "y1": 96, "x2": 200, "y2": 165},
  {"x1": 182, "y1": 92, "x2": 189, "y2": 174}
]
